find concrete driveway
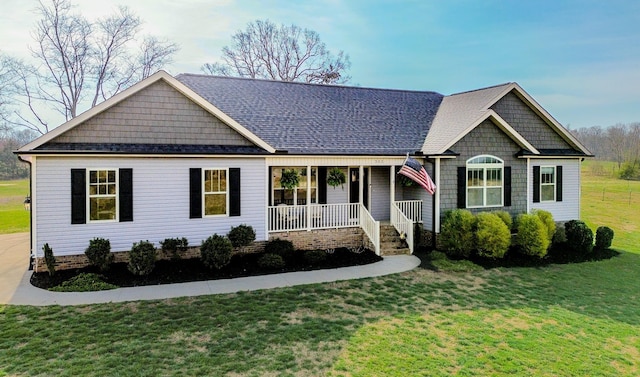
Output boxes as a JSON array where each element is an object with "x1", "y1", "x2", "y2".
[{"x1": 0, "y1": 232, "x2": 30, "y2": 304}]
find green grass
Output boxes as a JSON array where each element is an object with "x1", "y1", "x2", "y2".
[
  {"x1": 581, "y1": 160, "x2": 640, "y2": 253},
  {"x1": 1, "y1": 252, "x2": 639, "y2": 376},
  {"x1": 0, "y1": 178, "x2": 30, "y2": 234}
]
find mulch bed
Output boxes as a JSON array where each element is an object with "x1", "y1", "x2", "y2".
[{"x1": 31, "y1": 247, "x2": 382, "y2": 290}]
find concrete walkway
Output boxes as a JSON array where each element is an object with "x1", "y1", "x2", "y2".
[{"x1": 0, "y1": 233, "x2": 420, "y2": 306}]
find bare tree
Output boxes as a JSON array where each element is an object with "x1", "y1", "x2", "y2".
[
  {"x1": 202, "y1": 20, "x2": 351, "y2": 84},
  {"x1": 6, "y1": 0, "x2": 178, "y2": 135}
]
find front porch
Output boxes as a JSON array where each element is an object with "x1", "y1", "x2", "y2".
[{"x1": 267, "y1": 200, "x2": 423, "y2": 255}]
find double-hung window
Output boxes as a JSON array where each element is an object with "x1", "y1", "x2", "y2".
[
  {"x1": 203, "y1": 168, "x2": 228, "y2": 216},
  {"x1": 466, "y1": 156, "x2": 503, "y2": 208},
  {"x1": 88, "y1": 169, "x2": 118, "y2": 221},
  {"x1": 540, "y1": 166, "x2": 556, "y2": 202}
]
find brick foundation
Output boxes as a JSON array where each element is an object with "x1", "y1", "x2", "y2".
[
  {"x1": 269, "y1": 227, "x2": 367, "y2": 251},
  {"x1": 34, "y1": 241, "x2": 268, "y2": 272}
]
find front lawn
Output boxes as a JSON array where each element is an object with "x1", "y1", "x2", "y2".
[
  {"x1": 1, "y1": 251, "x2": 639, "y2": 376},
  {"x1": 0, "y1": 179, "x2": 30, "y2": 234}
]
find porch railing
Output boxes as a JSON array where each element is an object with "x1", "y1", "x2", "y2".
[
  {"x1": 394, "y1": 200, "x2": 423, "y2": 223},
  {"x1": 267, "y1": 203, "x2": 380, "y2": 255},
  {"x1": 359, "y1": 204, "x2": 380, "y2": 255},
  {"x1": 391, "y1": 202, "x2": 414, "y2": 254}
]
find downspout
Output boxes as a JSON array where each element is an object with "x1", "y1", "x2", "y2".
[{"x1": 17, "y1": 154, "x2": 34, "y2": 270}]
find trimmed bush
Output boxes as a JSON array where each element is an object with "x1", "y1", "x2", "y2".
[
  {"x1": 257, "y1": 253, "x2": 285, "y2": 270},
  {"x1": 43, "y1": 243, "x2": 56, "y2": 276},
  {"x1": 439, "y1": 209, "x2": 476, "y2": 258},
  {"x1": 475, "y1": 212, "x2": 511, "y2": 259},
  {"x1": 565, "y1": 220, "x2": 594, "y2": 254},
  {"x1": 160, "y1": 237, "x2": 189, "y2": 260},
  {"x1": 492, "y1": 211, "x2": 513, "y2": 232},
  {"x1": 128, "y1": 240, "x2": 157, "y2": 276},
  {"x1": 201, "y1": 234, "x2": 233, "y2": 270},
  {"x1": 515, "y1": 214, "x2": 549, "y2": 258},
  {"x1": 85, "y1": 238, "x2": 114, "y2": 272},
  {"x1": 532, "y1": 209, "x2": 556, "y2": 244},
  {"x1": 49, "y1": 273, "x2": 117, "y2": 292},
  {"x1": 595, "y1": 226, "x2": 614, "y2": 251},
  {"x1": 228, "y1": 224, "x2": 256, "y2": 248},
  {"x1": 264, "y1": 238, "x2": 295, "y2": 260},
  {"x1": 304, "y1": 250, "x2": 328, "y2": 265}
]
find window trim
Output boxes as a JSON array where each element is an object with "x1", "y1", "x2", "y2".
[
  {"x1": 466, "y1": 155, "x2": 504, "y2": 208},
  {"x1": 87, "y1": 168, "x2": 119, "y2": 223},
  {"x1": 202, "y1": 168, "x2": 229, "y2": 217},
  {"x1": 540, "y1": 166, "x2": 556, "y2": 202}
]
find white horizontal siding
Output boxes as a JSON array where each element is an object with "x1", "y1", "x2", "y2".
[
  {"x1": 529, "y1": 159, "x2": 581, "y2": 222},
  {"x1": 34, "y1": 156, "x2": 266, "y2": 258}
]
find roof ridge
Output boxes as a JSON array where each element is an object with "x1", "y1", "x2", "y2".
[
  {"x1": 176, "y1": 72, "x2": 443, "y2": 95},
  {"x1": 448, "y1": 82, "x2": 514, "y2": 97}
]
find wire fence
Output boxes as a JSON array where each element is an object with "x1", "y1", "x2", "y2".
[{"x1": 599, "y1": 188, "x2": 640, "y2": 206}]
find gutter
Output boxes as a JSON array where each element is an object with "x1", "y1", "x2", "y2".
[{"x1": 15, "y1": 154, "x2": 34, "y2": 270}]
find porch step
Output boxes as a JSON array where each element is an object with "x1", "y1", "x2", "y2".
[{"x1": 379, "y1": 224, "x2": 411, "y2": 256}]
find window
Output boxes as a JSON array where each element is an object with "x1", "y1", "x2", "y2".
[
  {"x1": 466, "y1": 156, "x2": 503, "y2": 208},
  {"x1": 540, "y1": 166, "x2": 556, "y2": 202},
  {"x1": 88, "y1": 169, "x2": 117, "y2": 221},
  {"x1": 272, "y1": 167, "x2": 317, "y2": 205},
  {"x1": 203, "y1": 169, "x2": 227, "y2": 216}
]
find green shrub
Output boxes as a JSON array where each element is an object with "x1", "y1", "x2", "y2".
[
  {"x1": 43, "y1": 243, "x2": 56, "y2": 276},
  {"x1": 304, "y1": 250, "x2": 328, "y2": 265},
  {"x1": 228, "y1": 224, "x2": 256, "y2": 248},
  {"x1": 532, "y1": 209, "x2": 556, "y2": 244},
  {"x1": 439, "y1": 209, "x2": 476, "y2": 258},
  {"x1": 264, "y1": 238, "x2": 296, "y2": 260},
  {"x1": 595, "y1": 226, "x2": 614, "y2": 251},
  {"x1": 492, "y1": 211, "x2": 513, "y2": 231},
  {"x1": 475, "y1": 212, "x2": 511, "y2": 259},
  {"x1": 160, "y1": 237, "x2": 189, "y2": 260},
  {"x1": 565, "y1": 220, "x2": 594, "y2": 254},
  {"x1": 257, "y1": 253, "x2": 285, "y2": 270},
  {"x1": 50, "y1": 273, "x2": 117, "y2": 292},
  {"x1": 128, "y1": 241, "x2": 157, "y2": 276},
  {"x1": 618, "y1": 162, "x2": 640, "y2": 180},
  {"x1": 85, "y1": 238, "x2": 114, "y2": 272},
  {"x1": 515, "y1": 214, "x2": 549, "y2": 258},
  {"x1": 552, "y1": 225, "x2": 567, "y2": 245},
  {"x1": 201, "y1": 234, "x2": 233, "y2": 270}
]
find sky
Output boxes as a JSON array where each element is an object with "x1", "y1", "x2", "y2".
[{"x1": 1, "y1": 0, "x2": 639, "y2": 129}]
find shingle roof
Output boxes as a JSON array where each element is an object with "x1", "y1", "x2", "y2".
[
  {"x1": 421, "y1": 83, "x2": 513, "y2": 155},
  {"x1": 176, "y1": 74, "x2": 444, "y2": 155}
]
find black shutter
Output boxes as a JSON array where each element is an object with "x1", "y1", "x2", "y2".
[
  {"x1": 556, "y1": 165, "x2": 563, "y2": 202},
  {"x1": 457, "y1": 167, "x2": 466, "y2": 208},
  {"x1": 533, "y1": 166, "x2": 541, "y2": 203},
  {"x1": 189, "y1": 168, "x2": 202, "y2": 219},
  {"x1": 504, "y1": 166, "x2": 512, "y2": 207},
  {"x1": 268, "y1": 167, "x2": 273, "y2": 205},
  {"x1": 229, "y1": 168, "x2": 241, "y2": 217},
  {"x1": 71, "y1": 169, "x2": 86, "y2": 224},
  {"x1": 318, "y1": 167, "x2": 327, "y2": 204},
  {"x1": 119, "y1": 169, "x2": 133, "y2": 222}
]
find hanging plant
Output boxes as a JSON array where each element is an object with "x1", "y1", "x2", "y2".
[
  {"x1": 327, "y1": 167, "x2": 346, "y2": 189},
  {"x1": 397, "y1": 174, "x2": 416, "y2": 187},
  {"x1": 279, "y1": 169, "x2": 300, "y2": 189}
]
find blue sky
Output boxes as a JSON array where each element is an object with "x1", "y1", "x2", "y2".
[{"x1": 1, "y1": 0, "x2": 639, "y2": 129}]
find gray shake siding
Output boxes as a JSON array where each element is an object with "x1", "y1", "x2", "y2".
[
  {"x1": 491, "y1": 91, "x2": 571, "y2": 150},
  {"x1": 439, "y1": 119, "x2": 527, "y2": 222},
  {"x1": 52, "y1": 80, "x2": 253, "y2": 146}
]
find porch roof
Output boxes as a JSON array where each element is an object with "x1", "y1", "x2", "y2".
[{"x1": 176, "y1": 74, "x2": 444, "y2": 156}]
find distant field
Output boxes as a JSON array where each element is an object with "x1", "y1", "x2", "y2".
[
  {"x1": 581, "y1": 160, "x2": 640, "y2": 253},
  {"x1": 0, "y1": 179, "x2": 30, "y2": 234}
]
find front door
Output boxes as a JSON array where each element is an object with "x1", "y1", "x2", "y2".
[{"x1": 349, "y1": 167, "x2": 369, "y2": 210}]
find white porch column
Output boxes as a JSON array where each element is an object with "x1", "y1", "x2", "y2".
[
  {"x1": 359, "y1": 165, "x2": 364, "y2": 205},
  {"x1": 390, "y1": 165, "x2": 395, "y2": 212},
  {"x1": 434, "y1": 158, "x2": 441, "y2": 233},
  {"x1": 306, "y1": 165, "x2": 312, "y2": 231}
]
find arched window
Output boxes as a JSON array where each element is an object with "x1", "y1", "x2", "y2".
[{"x1": 466, "y1": 155, "x2": 503, "y2": 207}]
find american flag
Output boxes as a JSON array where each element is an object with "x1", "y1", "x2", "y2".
[{"x1": 399, "y1": 156, "x2": 436, "y2": 195}]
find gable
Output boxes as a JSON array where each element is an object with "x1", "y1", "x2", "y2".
[
  {"x1": 491, "y1": 91, "x2": 573, "y2": 150},
  {"x1": 451, "y1": 118, "x2": 523, "y2": 158},
  {"x1": 48, "y1": 80, "x2": 254, "y2": 147}
]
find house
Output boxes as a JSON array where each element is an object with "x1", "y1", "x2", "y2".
[{"x1": 16, "y1": 71, "x2": 591, "y2": 270}]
